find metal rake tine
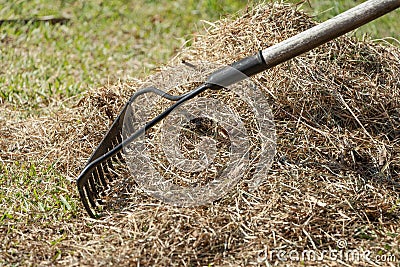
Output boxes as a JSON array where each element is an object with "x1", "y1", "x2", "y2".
[
  {"x1": 87, "y1": 172, "x2": 100, "y2": 201},
  {"x1": 115, "y1": 135, "x2": 125, "y2": 163},
  {"x1": 112, "y1": 136, "x2": 125, "y2": 164},
  {"x1": 105, "y1": 158, "x2": 115, "y2": 180},
  {"x1": 90, "y1": 171, "x2": 105, "y2": 205},
  {"x1": 116, "y1": 133, "x2": 123, "y2": 143},
  {"x1": 109, "y1": 142, "x2": 123, "y2": 162},
  {"x1": 84, "y1": 182, "x2": 98, "y2": 210},
  {"x1": 78, "y1": 185, "x2": 90, "y2": 209},
  {"x1": 90, "y1": 166, "x2": 101, "y2": 188},
  {"x1": 105, "y1": 150, "x2": 120, "y2": 170},
  {"x1": 116, "y1": 151, "x2": 125, "y2": 164},
  {"x1": 101, "y1": 160, "x2": 113, "y2": 183},
  {"x1": 96, "y1": 165, "x2": 108, "y2": 188}
]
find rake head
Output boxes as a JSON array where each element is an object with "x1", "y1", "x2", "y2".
[
  {"x1": 76, "y1": 98, "x2": 129, "y2": 218},
  {"x1": 76, "y1": 85, "x2": 213, "y2": 218},
  {"x1": 76, "y1": 54, "x2": 272, "y2": 218}
]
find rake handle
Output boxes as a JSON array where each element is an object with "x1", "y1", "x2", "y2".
[{"x1": 208, "y1": 0, "x2": 400, "y2": 87}]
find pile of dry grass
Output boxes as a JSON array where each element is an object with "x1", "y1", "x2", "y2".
[{"x1": 1, "y1": 2, "x2": 400, "y2": 266}]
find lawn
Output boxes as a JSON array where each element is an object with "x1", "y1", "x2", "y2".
[
  {"x1": 1, "y1": 0, "x2": 399, "y2": 265},
  {"x1": 0, "y1": 0, "x2": 248, "y2": 110},
  {"x1": 1, "y1": 0, "x2": 399, "y2": 110}
]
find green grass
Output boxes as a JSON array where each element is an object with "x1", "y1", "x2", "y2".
[
  {"x1": 0, "y1": 161, "x2": 76, "y2": 222},
  {"x1": 0, "y1": 0, "x2": 248, "y2": 110},
  {"x1": 1, "y1": 0, "x2": 399, "y2": 110},
  {"x1": 1, "y1": 0, "x2": 399, "y2": 111}
]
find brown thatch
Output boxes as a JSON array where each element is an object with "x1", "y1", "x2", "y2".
[{"x1": 1, "y1": 2, "x2": 399, "y2": 266}]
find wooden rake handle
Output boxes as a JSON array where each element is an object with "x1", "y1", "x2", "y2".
[
  {"x1": 208, "y1": 0, "x2": 400, "y2": 87},
  {"x1": 261, "y1": 0, "x2": 400, "y2": 68}
]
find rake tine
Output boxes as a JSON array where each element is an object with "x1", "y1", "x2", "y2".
[
  {"x1": 116, "y1": 150, "x2": 125, "y2": 164},
  {"x1": 107, "y1": 141, "x2": 125, "y2": 165},
  {"x1": 116, "y1": 133, "x2": 123, "y2": 143},
  {"x1": 106, "y1": 156, "x2": 115, "y2": 172},
  {"x1": 112, "y1": 137, "x2": 125, "y2": 164},
  {"x1": 90, "y1": 171, "x2": 105, "y2": 205},
  {"x1": 77, "y1": 185, "x2": 97, "y2": 218},
  {"x1": 84, "y1": 182, "x2": 98, "y2": 210},
  {"x1": 87, "y1": 172, "x2": 100, "y2": 198},
  {"x1": 91, "y1": 166, "x2": 103, "y2": 188},
  {"x1": 96, "y1": 165, "x2": 108, "y2": 188},
  {"x1": 101, "y1": 160, "x2": 113, "y2": 182}
]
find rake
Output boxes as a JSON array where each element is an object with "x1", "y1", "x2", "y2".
[{"x1": 77, "y1": 0, "x2": 400, "y2": 218}]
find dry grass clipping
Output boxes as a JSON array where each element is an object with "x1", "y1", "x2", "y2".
[{"x1": 1, "y1": 2, "x2": 400, "y2": 266}]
